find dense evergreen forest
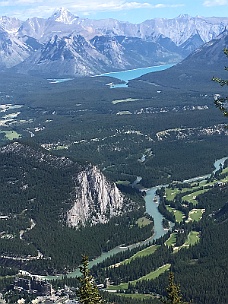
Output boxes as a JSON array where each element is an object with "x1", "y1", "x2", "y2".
[
  {"x1": 0, "y1": 67, "x2": 227, "y2": 303},
  {"x1": 0, "y1": 72, "x2": 227, "y2": 188},
  {"x1": 87, "y1": 181, "x2": 228, "y2": 304},
  {"x1": 0, "y1": 143, "x2": 153, "y2": 274}
]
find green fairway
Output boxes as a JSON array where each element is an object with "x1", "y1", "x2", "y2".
[
  {"x1": 111, "y1": 245, "x2": 158, "y2": 268},
  {"x1": 222, "y1": 167, "x2": 228, "y2": 174},
  {"x1": 142, "y1": 264, "x2": 170, "y2": 280},
  {"x1": 184, "y1": 231, "x2": 200, "y2": 246},
  {"x1": 56, "y1": 145, "x2": 69, "y2": 150},
  {"x1": 165, "y1": 188, "x2": 181, "y2": 201},
  {"x1": 107, "y1": 264, "x2": 171, "y2": 291},
  {"x1": 187, "y1": 209, "x2": 205, "y2": 222},
  {"x1": 182, "y1": 189, "x2": 209, "y2": 205},
  {"x1": 165, "y1": 180, "x2": 210, "y2": 203},
  {"x1": 116, "y1": 180, "x2": 131, "y2": 186},
  {"x1": 165, "y1": 233, "x2": 177, "y2": 247},
  {"x1": 125, "y1": 245, "x2": 158, "y2": 261},
  {"x1": 113, "y1": 293, "x2": 157, "y2": 300},
  {"x1": 166, "y1": 206, "x2": 185, "y2": 222},
  {"x1": 112, "y1": 98, "x2": 139, "y2": 104},
  {"x1": 165, "y1": 183, "x2": 204, "y2": 201}
]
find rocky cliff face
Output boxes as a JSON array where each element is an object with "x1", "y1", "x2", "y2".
[
  {"x1": 0, "y1": 142, "x2": 133, "y2": 229},
  {"x1": 67, "y1": 165, "x2": 128, "y2": 228}
]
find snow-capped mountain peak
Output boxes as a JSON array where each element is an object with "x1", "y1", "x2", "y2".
[
  {"x1": 0, "y1": 16, "x2": 22, "y2": 33},
  {"x1": 177, "y1": 14, "x2": 191, "y2": 19},
  {"x1": 1, "y1": 10, "x2": 228, "y2": 77},
  {"x1": 49, "y1": 7, "x2": 78, "y2": 24}
]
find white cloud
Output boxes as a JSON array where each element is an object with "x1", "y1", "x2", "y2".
[
  {"x1": 203, "y1": 0, "x2": 228, "y2": 6},
  {"x1": 0, "y1": 0, "x2": 185, "y2": 20},
  {"x1": 16, "y1": 0, "x2": 40, "y2": 3},
  {"x1": 69, "y1": 1, "x2": 152, "y2": 11},
  {"x1": 69, "y1": 1, "x2": 184, "y2": 12},
  {"x1": 0, "y1": 0, "x2": 184, "y2": 12},
  {"x1": 0, "y1": 1, "x2": 11, "y2": 6}
]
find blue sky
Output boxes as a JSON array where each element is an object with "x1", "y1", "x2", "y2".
[{"x1": 0, "y1": 0, "x2": 228, "y2": 23}]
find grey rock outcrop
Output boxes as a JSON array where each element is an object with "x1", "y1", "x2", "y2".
[{"x1": 67, "y1": 165, "x2": 128, "y2": 228}]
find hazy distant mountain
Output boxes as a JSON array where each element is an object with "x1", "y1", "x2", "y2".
[
  {"x1": 180, "y1": 29, "x2": 228, "y2": 70},
  {"x1": 1, "y1": 8, "x2": 228, "y2": 76},
  {"x1": 13, "y1": 33, "x2": 181, "y2": 77},
  {"x1": 0, "y1": 28, "x2": 32, "y2": 69},
  {"x1": 12, "y1": 34, "x2": 111, "y2": 77},
  {"x1": 0, "y1": 16, "x2": 22, "y2": 33},
  {"x1": 139, "y1": 14, "x2": 227, "y2": 45},
  {"x1": 132, "y1": 29, "x2": 228, "y2": 90},
  {"x1": 49, "y1": 7, "x2": 79, "y2": 24}
]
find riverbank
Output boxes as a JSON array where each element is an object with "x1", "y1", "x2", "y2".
[{"x1": 44, "y1": 156, "x2": 227, "y2": 280}]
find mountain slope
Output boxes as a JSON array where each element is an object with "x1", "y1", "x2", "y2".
[
  {"x1": 0, "y1": 141, "x2": 131, "y2": 227},
  {"x1": 12, "y1": 34, "x2": 111, "y2": 76},
  {"x1": 130, "y1": 29, "x2": 228, "y2": 90},
  {"x1": 1, "y1": 9, "x2": 228, "y2": 76},
  {"x1": 0, "y1": 141, "x2": 146, "y2": 273},
  {"x1": 0, "y1": 16, "x2": 22, "y2": 33},
  {"x1": 0, "y1": 28, "x2": 33, "y2": 69},
  {"x1": 139, "y1": 14, "x2": 227, "y2": 45},
  {"x1": 12, "y1": 34, "x2": 182, "y2": 77}
]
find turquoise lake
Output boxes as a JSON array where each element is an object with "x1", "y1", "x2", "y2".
[{"x1": 100, "y1": 63, "x2": 174, "y2": 84}]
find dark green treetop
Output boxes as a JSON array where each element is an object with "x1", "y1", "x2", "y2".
[
  {"x1": 161, "y1": 272, "x2": 188, "y2": 304},
  {"x1": 212, "y1": 48, "x2": 228, "y2": 117},
  {"x1": 77, "y1": 255, "x2": 104, "y2": 304}
]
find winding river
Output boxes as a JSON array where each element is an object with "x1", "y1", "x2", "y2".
[{"x1": 45, "y1": 156, "x2": 227, "y2": 280}]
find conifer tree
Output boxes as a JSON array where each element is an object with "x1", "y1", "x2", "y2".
[
  {"x1": 77, "y1": 254, "x2": 104, "y2": 304},
  {"x1": 161, "y1": 272, "x2": 188, "y2": 304},
  {"x1": 212, "y1": 48, "x2": 228, "y2": 117}
]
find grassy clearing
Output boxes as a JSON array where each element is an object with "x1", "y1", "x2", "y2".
[
  {"x1": 165, "y1": 233, "x2": 177, "y2": 247},
  {"x1": 0, "y1": 130, "x2": 21, "y2": 140},
  {"x1": 185, "y1": 231, "x2": 200, "y2": 246},
  {"x1": 116, "y1": 180, "x2": 131, "y2": 186},
  {"x1": 136, "y1": 217, "x2": 152, "y2": 227},
  {"x1": 114, "y1": 293, "x2": 156, "y2": 300},
  {"x1": 116, "y1": 111, "x2": 132, "y2": 115},
  {"x1": 143, "y1": 264, "x2": 170, "y2": 280},
  {"x1": 107, "y1": 283, "x2": 128, "y2": 290},
  {"x1": 112, "y1": 98, "x2": 139, "y2": 104},
  {"x1": 110, "y1": 245, "x2": 158, "y2": 268},
  {"x1": 125, "y1": 245, "x2": 158, "y2": 262},
  {"x1": 107, "y1": 264, "x2": 170, "y2": 291},
  {"x1": 165, "y1": 185, "x2": 200, "y2": 201},
  {"x1": 187, "y1": 209, "x2": 205, "y2": 222},
  {"x1": 222, "y1": 167, "x2": 228, "y2": 174},
  {"x1": 56, "y1": 145, "x2": 69, "y2": 150},
  {"x1": 165, "y1": 180, "x2": 209, "y2": 202},
  {"x1": 165, "y1": 188, "x2": 181, "y2": 201},
  {"x1": 182, "y1": 188, "x2": 209, "y2": 205},
  {"x1": 173, "y1": 231, "x2": 200, "y2": 252},
  {"x1": 166, "y1": 206, "x2": 185, "y2": 222}
]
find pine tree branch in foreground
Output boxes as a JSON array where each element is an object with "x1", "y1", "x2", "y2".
[
  {"x1": 77, "y1": 254, "x2": 104, "y2": 304},
  {"x1": 212, "y1": 48, "x2": 228, "y2": 117},
  {"x1": 161, "y1": 272, "x2": 189, "y2": 304}
]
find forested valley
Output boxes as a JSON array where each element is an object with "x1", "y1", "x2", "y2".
[{"x1": 0, "y1": 62, "x2": 227, "y2": 303}]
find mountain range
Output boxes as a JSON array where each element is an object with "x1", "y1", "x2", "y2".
[
  {"x1": 130, "y1": 29, "x2": 228, "y2": 90},
  {"x1": 1, "y1": 8, "x2": 228, "y2": 77}
]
